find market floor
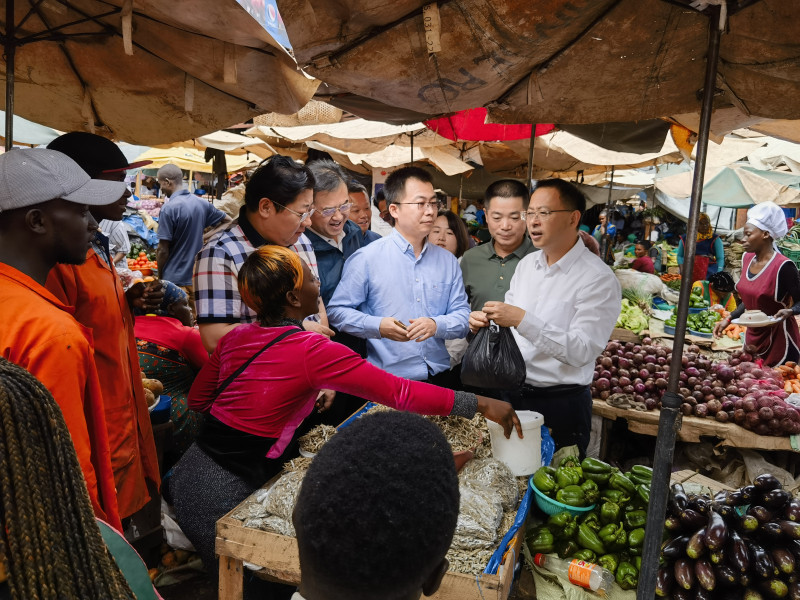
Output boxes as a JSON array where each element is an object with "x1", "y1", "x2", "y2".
[{"x1": 157, "y1": 573, "x2": 216, "y2": 600}]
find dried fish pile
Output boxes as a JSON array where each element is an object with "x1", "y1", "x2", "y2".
[
  {"x1": 446, "y1": 547, "x2": 495, "y2": 575},
  {"x1": 282, "y1": 456, "x2": 313, "y2": 473},
  {"x1": 264, "y1": 470, "x2": 306, "y2": 521},
  {"x1": 459, "y1": 458, "x2": 518, "y2": 511},
  {"x1": 425, "y1": 415, "x2": 483, "y2": 452},
  {"x1": 297, "y1": 424, "x2": 337, "y2": 454}
]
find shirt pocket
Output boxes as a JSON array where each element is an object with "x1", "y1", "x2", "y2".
[{"x1": 426, "y1": 281, "x2": 453, "y2": 315}]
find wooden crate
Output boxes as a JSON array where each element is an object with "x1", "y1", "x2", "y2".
[{"x1": 216, "y1": 509, "x2": 527, "y2": 600}]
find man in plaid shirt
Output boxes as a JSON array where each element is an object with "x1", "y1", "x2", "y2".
[{"x1": 193, "y1": 156, "x2": 333, "y2": 352}]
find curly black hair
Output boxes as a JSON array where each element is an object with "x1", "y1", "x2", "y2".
[{"x1": 293, "y1": 411, "x2": 459, "y2": 599}]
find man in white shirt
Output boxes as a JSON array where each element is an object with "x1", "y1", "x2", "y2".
[{"x1": 470, "y1": 179, "x2": 622, "y2": 456}]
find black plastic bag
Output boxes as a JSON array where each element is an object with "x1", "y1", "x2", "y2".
[{"x1": 460, "y1": 322, "x2": 526, "y2": 390}]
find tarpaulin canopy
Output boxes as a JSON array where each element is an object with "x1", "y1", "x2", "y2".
[
  {"x1": 156, "y1": 130, "x2": 273, "y2": 159},
  {"x1": 133, "y1": 147, "x2": 257, "y2": 174},
  {"x1": 0, "y1": 0, "x2": 319, "y2": 145},
  {"x1": 282, "y1": 0, "x2": 800, "y2": 126},
  {"x1": 423, "y1": 108, "x2": 554, "y2": 142},
  {"x1": 0, "y1": 109, "x2": 60, "y2": 145}
]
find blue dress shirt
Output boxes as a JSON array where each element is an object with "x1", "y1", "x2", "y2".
[{"x1": 327, "y1": 229, "x2": 470, "y2": 380}]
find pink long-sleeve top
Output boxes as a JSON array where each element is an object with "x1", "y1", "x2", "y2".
[{"x1": 188, "y1": 323, "x2": 459, "y2": 458}]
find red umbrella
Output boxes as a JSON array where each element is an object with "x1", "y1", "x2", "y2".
[{"x1": 424, "y1": 107, "x2": 554, "y2": 142}]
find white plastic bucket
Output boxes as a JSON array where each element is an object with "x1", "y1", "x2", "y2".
[{"x1": 485, "y1": 410, "x2": 544, "y2": 476}]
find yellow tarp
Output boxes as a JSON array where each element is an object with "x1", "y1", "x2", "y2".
[{"x1": 133, "y1": 147, "x2": 258, "y2": 174}]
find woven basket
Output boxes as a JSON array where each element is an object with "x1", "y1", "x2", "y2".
[{"x1": 254, "y1": 100, "x2": 343, "y2": 127}]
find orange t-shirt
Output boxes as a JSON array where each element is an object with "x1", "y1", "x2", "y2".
[
  {"x1": 0, "y1": 263, "x2": 121, "y2": 530},
  {"x1": 47, "y1": 247, "x2": 160, "y2": 519}
]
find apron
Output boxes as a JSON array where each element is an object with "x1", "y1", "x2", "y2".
[
  {"x1": 682, "y1": 235, "x2": 719, "y2": 279},
  {"x1": 737, "y1": 252, "x2": 800, "y2": 366}
]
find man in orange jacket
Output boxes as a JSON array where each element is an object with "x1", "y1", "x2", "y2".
[
  {"x1": 46, "y1": 132, "x2": 162, "y2": 521},
  {"x1": 0, "y1": 148, "x2": 126, "y2": 530}
]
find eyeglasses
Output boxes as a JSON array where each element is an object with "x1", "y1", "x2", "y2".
[
  {"x1": 522, "y1": 209, "x2": 574, "y2": 221},
  {"x1": 396, "y1": 201, "x2": 441, "y2": 211},
  {"x1": 317, "y1": 202, "x2": 353, "y2": 218},
  {"x1": 488, "y1": 212, "x2": 523, "y2": 223},
  {"x1": 272, "y1": 200, "x2": 315, "y2": 222}
]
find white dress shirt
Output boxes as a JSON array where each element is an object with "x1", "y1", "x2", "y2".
[{"x1": 507, "y1": 237, "x2": 622, "y2": 387}]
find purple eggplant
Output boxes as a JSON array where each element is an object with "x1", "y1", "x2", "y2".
[
  {"x1": 694, "y1": 588, "x2": 713, "y2": 600},
  {"x1": 744, "y1": 589, "x2": 766, "y2": 600},
  {"x1": 740, "y1": 514, "x2": 761, "y2": 533},
  {"x1": 705, "y1": 510, "x2": 729, "y2": 551},
  {"x1": 726, "y1": 490, "x2": 747, "y2": 506},
  {"x1": 789, "y1": 581, "x2": 800, "y2": 600},
  {"x1": 662, "y1": 535, "x2": 690, "y2": 559},
  {"x1": 681, "y1": 509, "x2": 707, "y2": 531},
  {"x1": 714, "y1": 563, "x2": 739, "y2": 587},
  {"x1": 751, "y1": 542, "x2": 779, "y2": 579},
  {"x1": 750, "y1": 505, "x2": 775, "y2": 524},
  {"x1": 772, "y1": 548, "x2": 796, "y2": 575},
  {"x1": 760, "y1": 521, "x2": 785, "y2": 542},
  {"x1": 670, "y1": 483, "x2": 689, "y2": 514},
  {"x1": 687, "y1": 527, "x2": 707, "y2": 559},
  {"x1": 673, "y1": 589, "x2": 693, "y2": 600},
  {"x1": 655, "y1": 566, "x2": 673, "y2": 597},
  {"x1": 760, "y1": 578, "x2": 789, "y2": 599},
  {"x1": 754, "y1": 473, "x2": 783, "y2": 492},
  {"x1": 674, "y1": 558, "x2": 695, "y2": 590},
  {"x1": 709, "y1": 546, "x2": 726, "y2": 565},
  {"x1": 695, "y1": 558, "x2": 716, "y2": 591},
  {"x1": 786, "y1": 499, "x2": 800, "y2": 522},
  {"x1": 728, "y1": 529, "x2": 751, "y2": 574},
  {"x1": 762, "y1": 489, "x2": 792, "y2": 511},
  {"x1": 665, "y1": 515, "x2": 683, "y2": 531},
  {"x1": 741, "y1": 485, "x2": 759, "y2": 503},
  {"x1": 782, "y1": 520, "x2": 800, "y2": 540}
]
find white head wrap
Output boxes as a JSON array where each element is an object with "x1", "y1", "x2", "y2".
[{"x1": 746, "y1": 202, "x2": 788, "y2": 242}]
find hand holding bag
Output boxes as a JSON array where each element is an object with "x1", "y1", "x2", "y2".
[{"x1": 460, "y1": 321, "x2": 526, "y2": 390}]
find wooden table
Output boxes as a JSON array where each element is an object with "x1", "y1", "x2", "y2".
[{"x1": 593, "y1": 399, "x2": 797, "y2": 451}]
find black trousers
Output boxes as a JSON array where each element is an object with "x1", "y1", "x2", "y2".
[{"x1": 502, "y1": 384, "x2": 592, "y2": 459}]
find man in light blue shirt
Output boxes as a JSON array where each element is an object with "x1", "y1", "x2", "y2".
[{"x1": 328, "y1": 167, "x2": 470, "y2": 384}]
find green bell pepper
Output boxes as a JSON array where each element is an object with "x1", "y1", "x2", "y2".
[
  {"x1": 580, "y1": 479, "x2": 600, "y2": 505},
  {"x1": 572, "y1": 549, "x2": 597, "y2": 562},
  {"x1": 598, "y1": 553, "x2": 620, "y2": 575},
  {"x1": 628, "y1": 527, "x2": 646, "y2": 549},
  {"x1": 599, "y1": 522, "x2": 627, "y2": 552},
  {"x1": 634, "y1": 556, "x2": 642, "y2": 571},
  {"x1": 577, "y1": 523, "x2": 606, "y2": 555},
  {"x1": 555, "y1": 466, "x2": 582, "y2": 489},
  {"x1": 600, "y1": 489, "x2": 629, "y2": 505},
  {"x1": 532, "y1": 466, "x2": 557, "y2": 494},
  {"x1": 580, "y1": 457, "x2": 614, "y2": 474},
  {"x1": 580, "y1": 511, "x2": 601, "y2": 531},
  {"x1": 623, "y1": 509, "x2": 647, "y2": 530},
  {"x1": 609, "y1": 472, "x2": 636, "y2": 495},
  {"x1": 635, "y1": 484, "x2": 650, "y2": 505},
  {"x1": 548, "y1": 512, "x2": 577, "y2": 540},
  {"x1": 555, "y1": 539, "x2": 580, "y2": 560},
  {"x1": 598, "y1": 523, "x2": 618, "y2": 540},
  {"x1": 559, "y1": 455, "x2": 581, "y2": 469},
  {"x1": 525, "y1": 526, "x2": 555, "y2": 554},
  {"x1": 584, "y1": 471, "x2": 613, "y2": 485},
  {"x1": 616, "y1": 560, "x2": 639, "y2": 590},
  {"x1": 600, "y1": 501, "x2": 621, "y2": 525},
  {"x1": 556, "y1": 485, "x2": 586, "y2": 507}
]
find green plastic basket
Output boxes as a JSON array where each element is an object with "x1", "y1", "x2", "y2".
[{"x1": 529, "y1": 479, "x2": 596, "y2": 517}]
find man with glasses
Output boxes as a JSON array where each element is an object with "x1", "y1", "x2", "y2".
[
  {"x1": 469, "y1": 179, "x2": 621, "y2": 457},
  {"x1": 328, "y1": 167, "x2": 470, "y2": 388},
  {"x1": 460, "y1": 179, "x2": 536, "y2": 313},
  {"x1": 193, "y1": 155, "x2": 331, "y2": 353},
  {"x1": 304, "y1": 160, "x2": 365, "y2": 306}
]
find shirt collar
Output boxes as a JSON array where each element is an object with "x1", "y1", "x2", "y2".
[
  {"x1": 238, "y1": 205, "x2": 271, "y2": 247},
  {"x1": 533, "y1": 236, "x2": 585, "y2": 273},
  {"x1": 0, "y1": 262, "x2": 75, "y2": 314},
  {"x1": 390, "y1": 228, "x2": 429, "y2": 258},
  {"x1": 491, "y1": 235, "x2": 533, "y2": 259}
]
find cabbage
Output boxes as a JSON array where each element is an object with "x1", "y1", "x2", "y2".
[{"x1": 615, "y1": 299, "x2": 649, "y2": 334}]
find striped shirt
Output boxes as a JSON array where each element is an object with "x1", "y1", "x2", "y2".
[{"x1": 193, "y1": 207, "x2": 318, "y2": 325}]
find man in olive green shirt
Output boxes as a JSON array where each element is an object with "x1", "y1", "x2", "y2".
[{"x1": 460, "y1": 179, "x2": 537, "y2": 312}]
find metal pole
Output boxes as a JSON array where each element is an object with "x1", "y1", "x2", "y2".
[
  {"x1": 410, "y1": 131, "x2": 414, "y2": 163},
  {"x1": 526, "y1": 123, "x2": 537, "y2": 188},
  {"x1": 5, "y1": 0, "x2": 15, "y2": 151},
  {"x1": 636, "y1": 9, "x2": 722, "y2": 600},
  {"x1": 600, "y1": 166, "x2": 615, "y2": 264}
]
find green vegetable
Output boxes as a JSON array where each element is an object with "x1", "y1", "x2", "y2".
[
  {"x1": 581, "y1": 457, "x2": 614, "y2": 474},
  {"x1": 600, "y1": 501, "x2": 621, "y2": 525},
  {"x1": 556, "y1": 485, "x2": 586, "y2": 507},
  {"x1": 584, "y1": 471, "x2": 613, "y2": 485},
  {"x1": 624, "y1": 509, "x2": 648, "y2": 530},
  {"x1": 615, "y1": 299, "x2": 649, "y2": 334},
  {"x1": 598, "y1": 553, "x2": 620, "y2": 575},
  {"x1": 555, "y1": 466, "x2": 582, "y2": 489},
  {"x1": 580, "y1": 511, "x2": 601, "y2": 531},
  {"x1": 577, "y1": 523, "x2": 607, "y2": 555},
  {"x1": 601, "y1": 489, "x2": 629, "y2": 505},
  {"x1": 572, "y1": 549, "x2": 597, "y2": 562},
  {"x1": 636, "y1": 484, "x2": 650, "y2": 505},
  {"x1": 548, "y1": 512, "x2": 577, "y2": 540},
  {"x1": 630, "y1": 464, "x2": 653, "y2": 482},
  {"x1": 580, "y1": 479, "x2": 600, "y2": 505},
  {"x1": 628, "y1": 527, "x2": 646, "y2": 549},
  {"x1": 559, "y1": 456, "x2": 581, "y2": 469},
  {"x1": 610, "y1": 472, "x2": 636, "y2": 495},
  {"x1": 526, "y1": 526, "x2": 555, "y2": 554},
  {"x1": 532, "y1": 467, "x2": 557, "y2": 494},
  {"x1": 555, "y1": 539, "x2": 580, "y2": 559},
  {"x1": 616, "y1": 560, "x2": 639, "y2": 590}
]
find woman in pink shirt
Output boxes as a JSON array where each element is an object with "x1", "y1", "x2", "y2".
[{"x1": 167, "y1": 246, "x2": 521, "y2": 579}]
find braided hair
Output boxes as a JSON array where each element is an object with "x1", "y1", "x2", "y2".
[{"x1": 0, "y1": 357, "x2": 135, "y2": 599}]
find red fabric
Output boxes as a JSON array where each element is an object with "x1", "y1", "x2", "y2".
[
  {"x1": 738, "y1": 252, "x2": 800, "y2": 366},
  {"x1": 691, "y1": 255, "x2": 710, "y2": 285},
  {"x1": 189, "y1": 323, "x2": 456, "y2": 439},
  {"x1": 424, "y1": 107, "x2": 555, "y2": 142},
  {"x1": 47, "y1": 250, "x2": 160, "y2": 519},
  {"x1": 0, "y1": 263, "x2": 121, "y2": 530},
  {"x1": 631, "y1": 256, "x2": 655, "y2": 274},
  {"x1": 134, "y1": 316, "x2": 208, "y2": 371}
]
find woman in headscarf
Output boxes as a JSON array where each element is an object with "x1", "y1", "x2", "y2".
[
  {"x1": 713, "y1": 202, "x2": 800, "y2": 366},
  {"x1": 134, "y1": 281, "x2": 208, "y2": 463},
  {"x1": 677, "y1": 212, "x2": 725, "y2": 280}
]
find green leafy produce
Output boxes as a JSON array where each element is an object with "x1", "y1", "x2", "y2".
[{"x1": 616, "y1": 299, "x2": 649, "y2": 334}]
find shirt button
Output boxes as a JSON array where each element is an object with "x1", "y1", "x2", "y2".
[
  {"x1": 500, "y1": 276, "x2": 504, "y2": 280},
  {"x1": 416, "y1": 298, "x2": 420, "y2": 302},
  {"x1": 416, "y1": 278, "x2": 419, "y2": 282}
]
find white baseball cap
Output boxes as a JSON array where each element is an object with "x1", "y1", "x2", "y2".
[{"x1": 0, "y1": 148, "x2": 127, "y2": 213}]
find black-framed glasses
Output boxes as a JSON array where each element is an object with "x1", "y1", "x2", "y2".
[
  {"x1": 272, "y1": 199, "x2": 315, "y2": 222},
  {"x1": 396, "y1": 201, "x2": 441, "y2": 211},
  {"x1": 318, "y1": 202, "x2": 353, "y2": 218},
  {"x1": 522, "y1": 209, "x2": 574, "y2": 221}
]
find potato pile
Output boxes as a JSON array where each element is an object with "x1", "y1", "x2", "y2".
[{"x1": 140, "y1": 375, "x2": 164, "y2": 408}]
